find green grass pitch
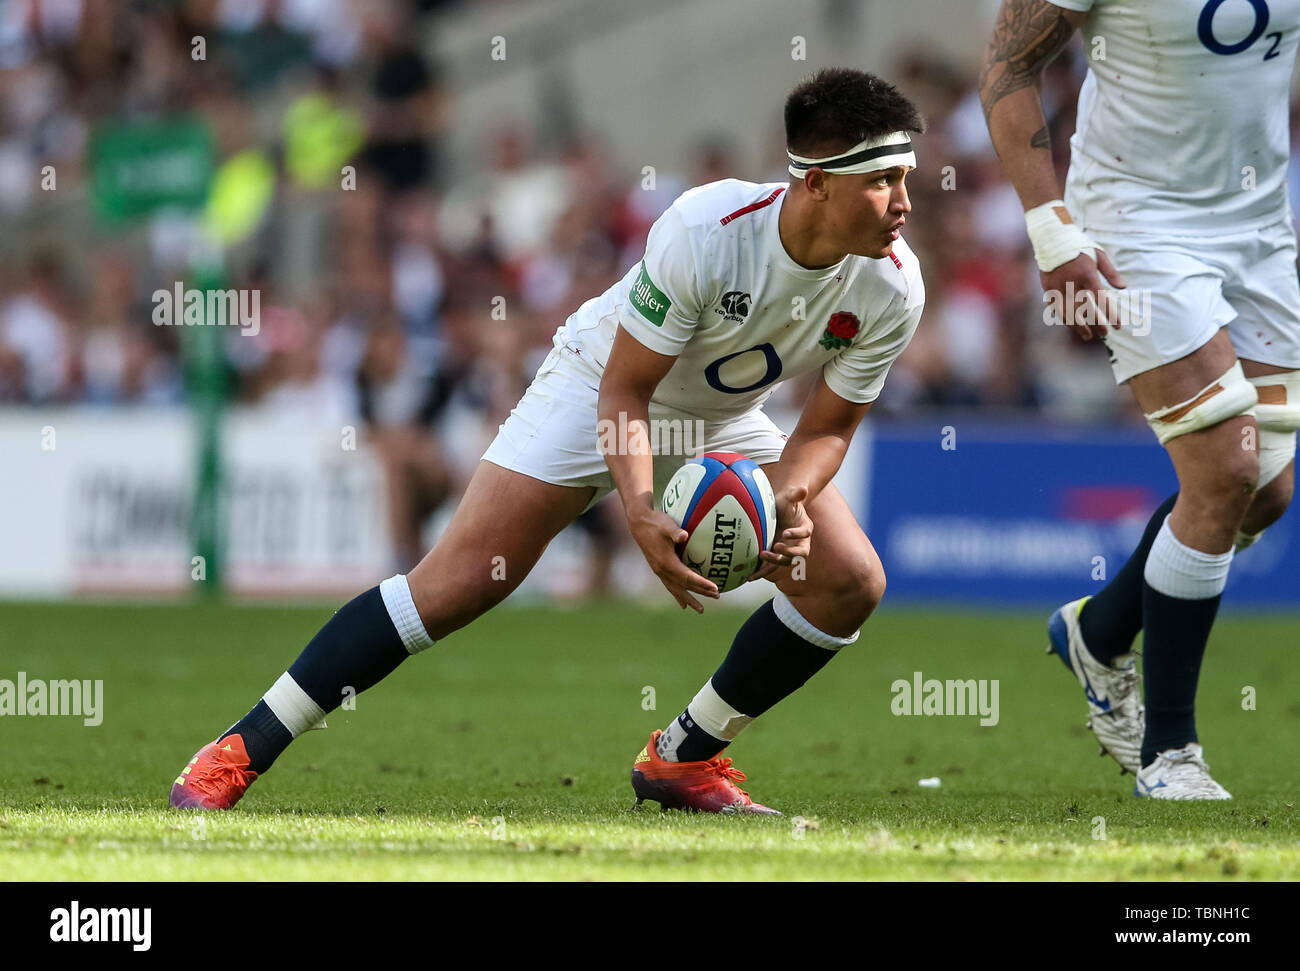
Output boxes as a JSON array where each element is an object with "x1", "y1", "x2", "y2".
[{"x1": 1, "y1": 599, "x2": 1296, "y2": 881}]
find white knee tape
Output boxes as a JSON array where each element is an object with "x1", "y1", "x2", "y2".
[
  {"x1": 1234, "y1": 429, "x2": 1295, "y2": 550},
  {"x1": 1256, "y1": 427, "x2": 1297, "y2": 491},
  {"x1": 1234, "y1": 528, "x2": 1264, "y2": 552},
  {"x1": 1144, "y1": 361, "x2": 1258, "y2": 445},
  {"x1": 1248, "y1": 372, "x2": 1300, "y2": 433}
]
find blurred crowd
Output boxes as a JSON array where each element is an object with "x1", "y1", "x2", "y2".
[{"x1": 5, "y1": 0, "x2": 1300, "y2": 573}]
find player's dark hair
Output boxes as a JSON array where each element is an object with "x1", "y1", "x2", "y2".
[{"x1": 784, "y1": 68, "x2": 925, "y2": 158}]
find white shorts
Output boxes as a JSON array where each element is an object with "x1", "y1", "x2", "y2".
[
  {"x1": 1091, "y1": 217, "x2": 1300, "y2": 383},
  {"x1": 481, "y1": 346, "x2": 789, "y2": 504}
]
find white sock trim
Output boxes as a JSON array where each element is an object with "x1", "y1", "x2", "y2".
[
  {"x1": 686, "y1": 679, "x2": 754, "y2": 741},
  {"x1": 772, "y1": 591, "x2": 860, "y2": 650},
  {"x1": 262, "y1": 672, "x2": 327, "y2": 737},
  {"x1": 1143, "y1": 517, "x2": 1233, "y2": 600},
  {"x1": 379, "y1": 574, "x2": 436, "y2": 655}
]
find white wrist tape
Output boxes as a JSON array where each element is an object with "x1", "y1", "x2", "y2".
[{"x1": 1025, "y1": 200, "x2": 1097, "y2": 273}]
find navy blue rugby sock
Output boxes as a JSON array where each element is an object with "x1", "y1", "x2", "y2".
[
  {"x1": 221, "y1": 578, "x2": 432, "y2": 773},
  {"x1": 1138, "y1": 518, "x2": 1232, "y2": 768},
  {"x1": 1078, "y1": 492, "x2": 1178, "y2": 664},
  {"x1": 658, "y1": 596, "x2": 855, "y2": 762}
]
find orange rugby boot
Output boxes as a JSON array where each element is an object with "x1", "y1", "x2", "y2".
[
  {"x1": 169, "y1": 734, "x2": 258, "y2": 810},
  {"x1": 631, "y1": 729, "x2": 780, "y2": 815}
]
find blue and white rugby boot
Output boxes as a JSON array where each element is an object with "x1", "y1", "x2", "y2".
[
  {"x1": 1047, "y1": 596, "x2": 1143, "y2": 775},
  {"x1": 1134, "y1": 743, "x2": 1231, "y2": 800}
]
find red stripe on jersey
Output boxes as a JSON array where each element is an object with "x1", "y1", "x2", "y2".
[
  {"x1": 719, "y1": 187, "x2": 786, "y2": 226},
  {"x1": 889, "y1": 251, "x2": 903, "y2": 269}
]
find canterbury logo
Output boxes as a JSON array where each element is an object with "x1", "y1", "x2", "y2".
[{"x1": 719, "y1": 291, "x2": 750, "y2": 318}]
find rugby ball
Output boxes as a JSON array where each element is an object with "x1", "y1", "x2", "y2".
[{"x1": 661, "y1": 452, "x2": 777, "y2": 592}]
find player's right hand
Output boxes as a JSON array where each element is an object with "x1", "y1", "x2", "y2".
[
  {"x1": 1041, "y1": 249, "x2": 1127, "y2": 341},
  {"x1": 627, "y1": 508, "x2": 720, "y2": 614},
  {"x1": 748, "y1": 484, "x2": 813, "y2": 583}
]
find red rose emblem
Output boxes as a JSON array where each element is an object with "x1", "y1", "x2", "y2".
[{"x1": 827, "y1": 312, "x2": 860, "y2": 340}]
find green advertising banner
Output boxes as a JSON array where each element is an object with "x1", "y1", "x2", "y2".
[{"x1": 90, "y1": 118, "x2": 215, "y2": 224}]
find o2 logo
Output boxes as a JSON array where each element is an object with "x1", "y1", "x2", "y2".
[
  {"x1": 1198, "y1": 0, "x2": 1283, "y2": 58},
  {"x1": 704, "y1": 343, "x2": 783, "y2": 394}
]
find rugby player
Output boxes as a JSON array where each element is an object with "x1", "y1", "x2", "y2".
[
  {"x1": 981, "y1": 0, "x2": 1299, "y2": 798},
  {"x1": 169, "y1": 68, "x2": 925, "y2": 815}
]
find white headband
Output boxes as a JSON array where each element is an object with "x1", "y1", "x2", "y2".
[{"x1": 787, "y1": 131, "x2": 916, "y2": 179}]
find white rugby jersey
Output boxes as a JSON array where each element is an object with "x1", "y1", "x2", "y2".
[
  {"x1": 1051, "y1": 0, "x2": 1300, "y2": 234},
  {"x1": 552, "y1": 179, "x2": 924, "y2": 422}
]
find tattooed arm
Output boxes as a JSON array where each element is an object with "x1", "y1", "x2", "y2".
[
  {"x1": 979, "y1": 0, "x2": 1086, "y2": 209},
  {"x1": 980, "y1": 0, "x2": 1125, "y2": 339}
]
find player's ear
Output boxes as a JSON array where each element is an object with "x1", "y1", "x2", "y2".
[{"x1": 803, "y1": 167, "x2": 831, "y2": 201}]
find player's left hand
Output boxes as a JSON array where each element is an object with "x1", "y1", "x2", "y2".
[{"x1": 748, "y1": 485, "x2": 812, "y2": 582}]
